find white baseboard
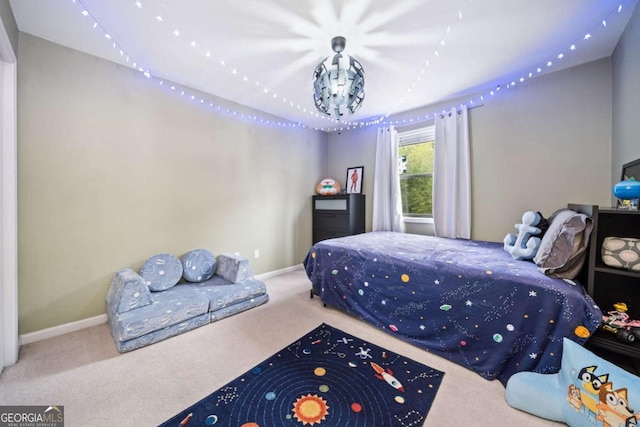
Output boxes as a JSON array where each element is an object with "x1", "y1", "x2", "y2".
[
  {"x1": 20, "y1": 264, "x2": 304, "y2": 345},
  {"x1": 255, "y1": 263, "x2": 303, "y2": 280},
  {"x1": 20, "y1": 314, "x2": 108, "y2": 345}
]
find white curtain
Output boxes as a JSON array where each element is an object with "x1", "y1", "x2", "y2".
[
  {"x1": 433, "y1": 106, "x2": 471, "y2": 239},
  {"x1": 372, "y1": 126, "x2": 404, "y2": 232}
]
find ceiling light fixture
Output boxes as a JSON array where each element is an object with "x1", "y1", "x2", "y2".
[{"x1": 313, "y1": 36, "x2": 365, "y2": 119}]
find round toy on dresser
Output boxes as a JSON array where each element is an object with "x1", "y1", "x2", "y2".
[
  {"x1": 613, "y1": 179, "x2": 640, "y2": 210},
  {"x1": 316, "y1": 178, "x2": 341, "y2": 195}
]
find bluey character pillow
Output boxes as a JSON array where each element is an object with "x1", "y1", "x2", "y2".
[{"x1": 505, "y1": 338, "x2": 640, "y2": 426}]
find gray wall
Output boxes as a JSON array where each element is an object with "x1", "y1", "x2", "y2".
[
  {"x1": 15, "y1": 2, "x2": 640, "y2": 334},
  {"x1": 328, "y1": 58, "x2": 613, "y2": 242},
  {"x1": 612, "y1": 1, "x2": 640, "y2": 184},
  {"x1": 0, "y1": 0, "x2": 17, "y2": 56},
  {"x1": 17, "y1": 34, "x2": 327, "y2": 334}
]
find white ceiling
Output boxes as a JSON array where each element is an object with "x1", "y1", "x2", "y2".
[{"x1": 9, "y1": 0, "x2": 638, "y2": 131}]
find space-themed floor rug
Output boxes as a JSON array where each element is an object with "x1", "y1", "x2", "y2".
[{"x1": 159, "y1": 323, "x2": 444, "y2": 427}]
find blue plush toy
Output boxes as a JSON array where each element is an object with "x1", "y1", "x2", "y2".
[
  {"x1": 505, "y1": 338, "x2": 640, "y2": 426},
  {"x1": 503, "y1": 211, "x2": 543, "y2": 260}
]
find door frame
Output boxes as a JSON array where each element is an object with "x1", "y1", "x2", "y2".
[{"x1": 0, "y1": 15, "x2": 18, "y2": 370}]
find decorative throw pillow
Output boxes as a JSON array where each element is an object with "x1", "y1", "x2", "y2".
[
  {"x1": 505, "y1": 338, "x2": 640, "y2": 425},
  {"x1": 106, "y1": 268, "x2": 152, "y2": 314},
  {"x1": 181, "y1": 248, "x2": 217, "y2": 282},
  {"x1": 503, "y1": 211, "x2": 543, "y2": 260},
  {"x1": 140, "y1": 253, "x2": 183, "y2": 291},
  {"x1": 216, "y1": 253, "x2": 254, "y2": 283},
  {"x1": 602, "y1": 237, "x2": 640, "y2": 272},
  {"x1": 533, "y1": 209, "x2": 593, "y2": 279}
]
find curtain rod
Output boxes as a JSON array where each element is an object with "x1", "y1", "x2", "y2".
[{"x1": 396, "y1": 102, "x2": 483, "y2": 131}]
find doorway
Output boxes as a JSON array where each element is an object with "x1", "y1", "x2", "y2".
[{"x1": 0, "y1": 17, "x2": 18, "y2": 371}]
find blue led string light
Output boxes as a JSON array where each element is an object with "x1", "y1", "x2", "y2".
[
  {"x1": 127, "y1": 0, "x2": 339, "y2": 128},
  {"x1": 73, "y1": 0, "x2": 152, "y2": 80},
  {"x1": 362, "y1": 0, "x2": 631, "y2": 132},
  {"x1": 71, "y1": 0, "x2": 322, "y2": 130},
  {"x1": 71, "y1": 0, "x2": 462, "y2": 131},
  {"x1": 69, "y1": 0, "x2": 630, "y2": 133}
]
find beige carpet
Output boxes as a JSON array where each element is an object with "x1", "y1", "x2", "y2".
[{"x1": 0, "y1": 268, "x2": 563, "y2": 426}]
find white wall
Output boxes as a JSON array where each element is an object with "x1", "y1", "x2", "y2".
[
  {"x1": 16, "y1": 1, "x2": 640, "y2": 335},
  {"x1": 612, "y1": 1, "x2": 640, "y2": 185},
  {"x1": 470, "y1": 58, "x2": 612, "y2": 240},
  {"x1": 327, "y1": 58, "x2": 613, "y2": 242},
  {"x1": 17, "y1": 34, "x2": 328, "y2": 334}
]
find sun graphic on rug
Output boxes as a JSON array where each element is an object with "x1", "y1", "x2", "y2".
[{"x1": 292, "y1": 393, "x2": 329, "y2": 425}]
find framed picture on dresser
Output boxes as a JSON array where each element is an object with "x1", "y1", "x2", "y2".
[
  {"x1": 622, "y1": 157, "x2": 640, "y2": 180},
  {"x1": 346, "y1": 166, "x2": 363, "y2": 194}
]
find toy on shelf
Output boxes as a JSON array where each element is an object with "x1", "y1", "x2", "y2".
[
  {"x1": 600, "y1": 302, "x2": 640, "y2": 344},
  {"x1": 316, "y1": 178, "x2": 341, "y2": 196},
  {"x1": 612, "y1": 179, "x2": 640, "y2": 210}
]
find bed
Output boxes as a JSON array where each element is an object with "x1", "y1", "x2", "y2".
[{"x1": 303, "y1": 209, "x2": 603, "y2": 385}]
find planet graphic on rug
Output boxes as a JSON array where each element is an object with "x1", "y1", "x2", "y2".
[
  {"x1": 158, "y1": 324, "x2": 445, "y2": 427},
  {"x1": 292, "y1": 394, "x2": 329, "y2": 425}
]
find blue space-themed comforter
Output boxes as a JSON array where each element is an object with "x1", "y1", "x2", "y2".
[{"x1": 303, "y1": 231, "x2": 602, "y2": 385}]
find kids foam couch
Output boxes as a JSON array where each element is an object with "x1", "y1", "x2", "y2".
[{"x1": 106, "y1": 249, "x2": 269, "y2": 352}]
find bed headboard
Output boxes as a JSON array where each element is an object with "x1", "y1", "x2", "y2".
[
  {"x1": 567, "y1": 203, "x2": 597, "y2": 293},
  {"x1": 567, "y1": 203, "x2": 596, "y2": 217}
]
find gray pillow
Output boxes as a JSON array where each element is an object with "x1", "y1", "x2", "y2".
[{"x1": 533, "y1": 209, "x2": 593, "y2": 279}]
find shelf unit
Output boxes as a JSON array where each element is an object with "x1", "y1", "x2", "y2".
[{"x1": 582, "y1": 205, "x2": 640, "y2": 365}]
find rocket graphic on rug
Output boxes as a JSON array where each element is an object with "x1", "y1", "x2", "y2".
[{"x1": 370, "y1": 362, "x2": 405, "y2": 392}]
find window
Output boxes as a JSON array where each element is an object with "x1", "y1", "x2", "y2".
[{"x1": 398, "y1": 126, "x2": 435, "y2": 218}]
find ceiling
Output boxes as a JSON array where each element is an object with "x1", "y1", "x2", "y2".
[{"x1": 9, "y1": 0, "x2": 638, "y2": 131}]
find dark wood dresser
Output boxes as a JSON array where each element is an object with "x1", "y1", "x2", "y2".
[{"x1": 312, "y1": 194, "x2": 365, "y2": 244}]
